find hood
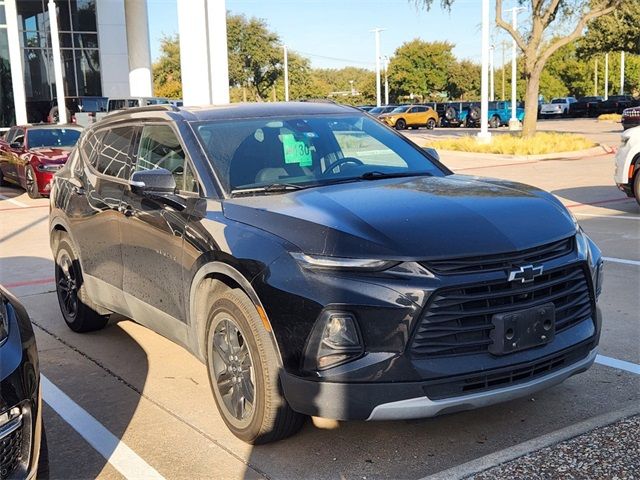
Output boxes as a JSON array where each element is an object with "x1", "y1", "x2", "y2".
[
  {"x1": 223, "y1": 175, "x2": 576, "y2": 259},
  {"x1": 28, "y1": 146, "x2": 72, "y2": 164}
]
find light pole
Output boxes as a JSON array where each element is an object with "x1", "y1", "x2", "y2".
[
  {"x1": 477, "y1": 0, "x2": 491, "y2": 142},
  {"x1": 620, "y1": 51, "x2": 625, "y2": 95},
  {"x1": 489, "y1": 44, "x2": 495, "y2": 102},
  {"x1": 604, "y1": 52, "x2": 609, "y2": 101},
  {"x1": 594, "y1": 58, "x2": 598, "y2": 96},
  {"x1": 283, "y1": 44, "x2": 289, "y2": 102},
  {"x1": 48, "y1": 0, "x2": 67, "y2": 124},
  {"x1": 371, "y1": 28, "x2": 385, "y2": 107},
  {"x1": 349, "y1": 80, "x2": 355, "y2": 96},
  {"x1": 383, "y1": 56, "x2": 390, "y2": 105},
  {"x1": 507, "y1": 6, "x2": 525, "y2": 130}
]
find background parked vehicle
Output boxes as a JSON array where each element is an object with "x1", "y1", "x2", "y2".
[
  {"x1": 436, "y1": 101, "x2": 472, "y2": 127},
  {"x1": 487, "y1": 101, "x2": 525, "y2": 128},
  {"x1": 540, "y1": 97, "x2": 577, "y2": 117},
  {"x1": 596, "y1": 95, "x2": 639, "y2": 115},
  {"x1": 614, "y1": 125, "x2": 640, "y2": 205},
  {"x1": 47, "y1": 96, "x2": 108, "y2": 125},
  {"x1": 622, "y1": 107, "x2": 640, "y2": 130},
  {"x1": 367, "y1": 105, "x2": 398, "y2": 117},
  {"x1": 50, "y1": 102, "x2": 603, "y2": 445},
  {"x1": 379, "y1": 104, "x2": 439, "y2": 129},
  {"x1": 570, "y1": 96, "x2": 602, "y2": 117},
  {"x1": 0, "y1": 124, "x2": 83, "y2": 198},
  {"x1": 0, "y1": 285, "x2": 48, "y2": 479}
]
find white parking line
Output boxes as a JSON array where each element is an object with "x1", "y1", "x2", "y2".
[
  {"x1": 575, "y1": 213, "x2": 639, "y2": 220},
  {"x1": 603, "y1": 256, "x2": 640, "y2": 266},
  {"x1": 595, "y1": 355, "x2": 640, "y2": 375},
  {"x1": 0, "y1": 193, "x2": 28, "y2": 208},
  {"x1": 42, "y1": 375, "x2": 165, "y2": 480}
]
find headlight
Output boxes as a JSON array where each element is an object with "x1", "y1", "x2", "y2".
[
  {"x1": 37, "y1": 163, "x2": 62, "y2": 172},
  {"x1": 0, "y1": 298, "x2": 8, "y2": 345},
  {"x1": 291, "y1": 252, "x2": 398, "y2": 272}
]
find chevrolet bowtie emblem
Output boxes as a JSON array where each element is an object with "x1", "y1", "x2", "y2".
[{"x1": 508, "y1": 265, "x2": 544, "y2": 283}]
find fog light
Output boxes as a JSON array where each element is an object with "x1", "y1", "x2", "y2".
[{"x1": 304, "y1": 311, "x2": 363, "y2": 371}]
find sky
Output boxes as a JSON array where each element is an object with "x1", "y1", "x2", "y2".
[{"x1": 147, "y1": 0, "x2": 518, "y2": 70}]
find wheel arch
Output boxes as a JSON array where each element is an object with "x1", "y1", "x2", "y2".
[{"x1": 188, "y1": 262, "x2": 282, "y2": 366}]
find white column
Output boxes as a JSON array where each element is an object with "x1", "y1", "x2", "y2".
[
  {"x1": 177, "y1": 0, "x2": 229, "y2": 106},
  {"x1": 383, "y1": 56, "x2": 389, "y2": 106},
  {"x1": 509, "y1": 10, "x2": 518, "y2": 125},
  {"x1": 205, "y1": 0, "x2": 229, "y2": 104},
  {"x1": 604, "y1": 53, "x2": 609, "y2": 101},
  {"x1": 594, "y1": 58, "x2": 598, "y2": 96},
  {"x1": 372, "y1": 28, "x2": 383, "y2": 108},
  {"x1": 477, "y1": 0, "x2": 490, "y2": 141},
  {"x1": 5, "y1": 0, "x2": 27, "y2": 125},
  {"x1": 283, "y1": 45, "x2": 289, "y2": 102},
  {"x1": 124, "y1": 0, "x2": 153, "y2": 97},
  {"x1": 620, "y1": 51, "x2": 625, "y2": 95},
  {"x1": 48, "y1": 0, "x2": 67, "y2": 124}
]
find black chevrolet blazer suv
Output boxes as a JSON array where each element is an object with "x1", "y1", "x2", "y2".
[{"x1": 49, "y1": 102, "x2": 604, "y2": 444}]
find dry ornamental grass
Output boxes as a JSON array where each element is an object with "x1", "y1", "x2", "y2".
[{"x1": 426, "y1": 132, "x2": 595, "y2": 155}]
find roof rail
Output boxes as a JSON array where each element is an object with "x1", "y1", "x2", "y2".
[{"x1": 105, "y1": 104, "x2": 180, "y2": 117}]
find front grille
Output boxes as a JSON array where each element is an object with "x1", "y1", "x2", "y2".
[
  {"x1": 0, "y1": 428, "x2": 23, "y2": 479},
  {"x1": 410, "y1": 264, "x2": 594, "y2": 358},
  {"x1": 421, "y1": 237, "x2": 574, "y2": 275},
  {"x1": 423, "y1": 341, "x2": 594, "y2": 400}
]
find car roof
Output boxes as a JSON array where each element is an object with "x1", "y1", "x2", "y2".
[{"x1": 13, "y1": 124, "x2": 82, "y2": 131}]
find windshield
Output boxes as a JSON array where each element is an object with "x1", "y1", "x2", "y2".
[
  {"x1": 193, "y1": 114, "x2": 444, "y2": 194},
  {"x1": 551, "y1": 99, "x2": 566, "y2": 104},
  {"x1": 391, "y1": 106, "x2": 410, "y2": 113},
  {"x1": 368, "y1": 107, "x2": 384, "y2": 114},
  {"x1": 27, "y1": 128, "x2": 81, "y2": 148}
]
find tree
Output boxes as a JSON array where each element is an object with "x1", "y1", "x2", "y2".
[
  {"x1": 152, "y1": 35, "x2": 182, "y2": 99},
  {"x1": 447, "y1": 60, "x2": 481, "y2": 100},
  {"x1": 578, "y1": 0, "x2": 640, "y2": 55},
  {"x1": 416, "y1": 0, "x2": 623, "y2": 137},
  {"x1": 387, "y1": 40, "x2": 456, "y2": 102}
]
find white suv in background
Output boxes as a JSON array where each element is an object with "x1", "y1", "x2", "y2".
[
  {"x1": 540, "y1": 97, "x2": 577, "y2": 117},
  {"x1": 614, "y1": 126, "x2": 640, "y2": 205}
]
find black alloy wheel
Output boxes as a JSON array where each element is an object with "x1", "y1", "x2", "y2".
[
  {"x1": 26, "y1": 165, "x2": 41, "y2": 199},
  {"x1": 56, "y1": 251, "x2": 79, "y2": 321},
  {"x1": 395, "y1": 118, "x2": 407, "y2": 130}
]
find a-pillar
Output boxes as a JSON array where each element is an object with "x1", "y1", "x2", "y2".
[{"x1": 124, "y1": 0, "x2": 153, "y2": 97}]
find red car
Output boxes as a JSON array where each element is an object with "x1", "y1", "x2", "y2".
[{"x1": 0, "y1": 124, "x2": 82, "y2": 198}]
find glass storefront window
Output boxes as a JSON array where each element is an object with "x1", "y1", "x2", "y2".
[{"x1": 0, "y1": 5, "x2": 16, "y2": 127}]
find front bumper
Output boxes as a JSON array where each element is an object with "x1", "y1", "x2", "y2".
[
  {"x1": 0, "y1": 288, "x2": 42, "y2": 480},
  {"x1": 281, "y1": 340, "x2": 598, "y2": 421}
]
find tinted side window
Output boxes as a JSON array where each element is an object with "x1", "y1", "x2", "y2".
[
  {"x1": 13, "y1": 129, "x2": 25, "y2": 145},
  {"x1": 95, "y1": 127, "x2": 135, "y2": 179},
  {"x1": 81, "y1": 129, "x2": 104, "y2": 170},
  {"x1": 136, "y1": 125, "x2": 188, "y2": 189}
]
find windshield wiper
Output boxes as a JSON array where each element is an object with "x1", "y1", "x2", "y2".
[
  {"x1": 358, "y1": 171, "x2": 433, "y2": 180},
  {"x1": 231, "y1": 183, "x2": 306, "y2": 196}
]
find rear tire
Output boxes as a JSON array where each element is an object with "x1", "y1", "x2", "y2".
[
  {"x1": 634, "y1": 170, "x2": 640, "y2": 207},
  {"x1": 395, "y1": 118, "x2": 406, "y2": 130},
  {"x1": 26, "y1": 165, "x2": 41, "y2": 199},
  {"x1": 206, "y1": 288, "x2": 305, "y2": 444},
  {"x1": 489, "y1": 115, "x2": 501, "y2": 129},
  {"x1": 426, "y1": 118, "x2": 436, "y2": 130},
  {"x1": 54, "y1": 236, "x2": 110, "y2": 332}
]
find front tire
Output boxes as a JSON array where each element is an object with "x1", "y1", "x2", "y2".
[
  {"x1": 26, "y1": 165, "x2": 41, "y2": 199},
  {"x1": 54, "y1": 237, "x2": 110, "y2": 332},
  {"x1": 634, "y1": 171, "x2": 640, "y2": 207},
  {"x1": 206, "y1": 288, "x2": 304, "y2": 444},
  {"x1": 489, "y1": 115, "x2": 500, "y2": 129},
  {"x1": 395, "y1": 118, "x2": 406, "y2": 130}
]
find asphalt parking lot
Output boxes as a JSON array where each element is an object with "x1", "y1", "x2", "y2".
[{"x1": 0, "y1": 120, "x2": 638, "y2": 479}]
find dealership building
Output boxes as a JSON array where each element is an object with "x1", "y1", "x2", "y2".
[{"x1": 0, "y1": 0, "x2": 229, "y2": 128}]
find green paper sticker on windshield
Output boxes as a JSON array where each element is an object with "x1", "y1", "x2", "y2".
[{"x1": 282, "y1": 134, "x2": 312, "y2": 167}]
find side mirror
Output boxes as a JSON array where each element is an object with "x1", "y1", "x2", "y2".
[
  {"x1": 130, "y1": 168, "x2": 176, "y2": 194},
  {"x1": 10, "y1": 142, "x2": 22, "y2": 149},
  {"x1": 422, "y1": 147, "x2": 440, "y2": 162}
]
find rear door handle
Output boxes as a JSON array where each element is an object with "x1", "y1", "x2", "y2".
[
  {"x1": 72, "y1": 185, "x2": 85, "y2": 195},
  {"x1": 118, "y1": 204, "x2": 134, "y2": 217}
]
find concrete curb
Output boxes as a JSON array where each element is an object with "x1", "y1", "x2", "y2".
[
  {"x1": 420, "y1": 402, "x2": 640, "y2": 480},
  {"x1": 432, "y1": 145, "x2": 610, "y2": 162}
]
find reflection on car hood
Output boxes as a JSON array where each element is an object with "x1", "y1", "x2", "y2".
[
  {"x1": 28, "y1": 147, "x2": 72, "y2": 163},
  {"x1": 223, "y1": 175, "x2": 576, "y2": 259}
]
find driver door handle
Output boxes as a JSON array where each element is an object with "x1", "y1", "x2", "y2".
[
  {"x1": 72, "y1": 185, "x2": 85, "y2": 196},
  {"x1": 118, "y1": 204, "x2": 134, "y2": 217}
]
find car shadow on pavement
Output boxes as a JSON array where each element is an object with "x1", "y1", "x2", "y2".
[
  {"x1": 552, "y1": 185, "x2": 635, "y2": 210},
  {"x1": 1, "y1": 256, "x2": 149, "y2": 480}
]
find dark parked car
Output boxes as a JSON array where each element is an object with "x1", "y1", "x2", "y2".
[
  {"x1": 0, "y1": 125, "x2": 83, "y2": 198},
  {"x1": 1, "y1": 285, "x2": 47, "y2": 479},
  {"x1": 49, "y1": 102, "x2": 604, "y2": 444},
  {"x1": 621, "y1": 107, "x2": 640, "y2": 130},
  {"x1": 367, "y1": 105, "x2": 397, "y2": 117},
  {"x1": 570, "y1": 96, "x2": 602, "y2": 118},
  {"x1": 595, "y1": 95, "x2": 639, "y2": 115}
]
